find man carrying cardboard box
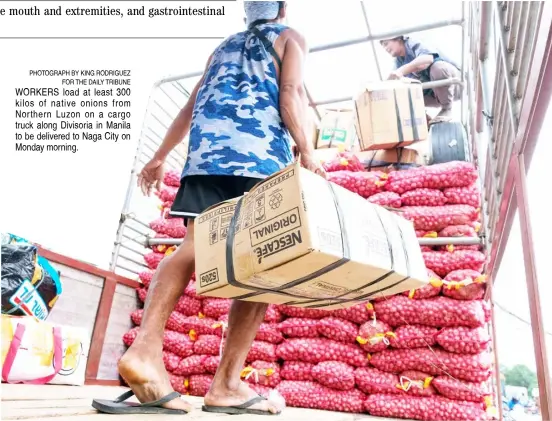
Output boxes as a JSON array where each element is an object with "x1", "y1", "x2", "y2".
[
  {"x1": 92, "y1": 1, "x2": 325, "y2": 417},
  {"x1": 380, "y1": 35, "x2": 461, "y2": 125}
]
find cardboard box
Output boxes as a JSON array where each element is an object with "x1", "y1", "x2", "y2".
[
  {"x1": 194, "y1": 163, "x2": 428, "y2": 310},
  {"x1": 354, "y1": 80, "x2": 428, "y2": 151},
  {"x1": 357, "y1": 146, "x2": 425, "y2": 172},
  {"x1": 316, "y1": 109, "x2": 356, "y2": 150}
]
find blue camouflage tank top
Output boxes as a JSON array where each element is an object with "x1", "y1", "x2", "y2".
[{"x1": 182, "y1": 23, "x2": 294, "y2": 180}]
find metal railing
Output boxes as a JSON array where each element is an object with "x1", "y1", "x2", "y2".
[{"x1": 109, "y1": 79, "x2": 191, "y2": 278}]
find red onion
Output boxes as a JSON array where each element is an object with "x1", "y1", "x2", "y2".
[
  {"x1": 280, "y1": 361, "x2": 315, "y2": 381},
  {"x1": 357, "y1": 320, "x2": 394, "y2": 352},
  {"x1": 255, "y1": 323, "x2": 284, "y2": 344},
  {"x1": 143, "y1": 251, "x2": 164, "y2": 270},
  {"x1": 138, "y1": 270, "x2": 154, "y2": 287},
  {"x1": 354, "y1": 367, "x2": 400, "y2": 395},
  {"x1": 174, "y1": 355, "x2": 208, "y2": 376},
  {"x1": 389, "y1": 325, "x2": 438, "y2": 349},
  {"x1": 432, "y1": 376, "x2": 491, "y2": 403},
  {"x1": 436, "y1": 327, "x2": 491, "y2": 354},
  {"x1": 131, "y1": 309, "x2": 189, "y2": 333},
  {"x1": 401, "y1": 188, "x2": 447, "y2": 207},
  {"x1": 423, "y1": 250, "x2": 486, "y2": 277},
  {"x1": 327, "y1": 170, "x2": 386, "y2": 198},
  {"x1": 442, "y1": 270, "x2": 487, "y2": 300},
  {"x1": 368, "y1": 191, "x2": 402, "y2": 208},
  {"x1": 277, "y1": 317, "x2": 319, "y2": 338},
  {"x1": 385, "y1": 161, "x2": 478, "y2": 194},
  {"x1": 163, "y1": 170, "x2": 181, "y2": 187},
  {"x1": 322, "y1": 152, "x2": 365, "y2": 172},
  {"x1": 162, "y1": 351, "x2": 181, "y2": 373},
  {"x1": 276, "y1": 381, "x2": 366, "y2": 413},
  {"x1": 374, "y1": 295, "x2": 486, "y2": 328},
  {"x1": 317, "y1": 317, "x2": 359, "y2": 343},
  {"x1": 400, "y1": 205, "x2": 479, "y2": 231},
  {"x1": 369, "y1": 348, "x2": 492, "y2": 382},
  {"x1": 276, "y1": 305, "x2": 328, "y2": 319},
  {"x1": 242, "y1": 361, "x2": 281, "y2": 388},
  {"x1": 401, "y1": 269, "x2": 442, "y2": 300},
  {"x1": 265, "y1": 304, "x2": 284, "y2": 323},
  {"x1": 312, "y1": 361, "x2": 355, "y2": 390},
  {"x1": 276, "y1": 338, "x2": 369, "y2": 367},
  {"x1": 193, "y1": 335, "x2": 221, "y2": 356},
  {"x1": 330, "y1": 301, "x2": 374, "y2": 324},
  {"x1": 443, "y1": 184, "x2": 481, "y2": 208},
  {"x1": 189, "y1": 374, "x2": 213, "y2": 397},
  {"x1": 247, "y1": 341, "x2": 277, "y2": 363},
  {"x1": 162, "y1": 330, "x2": 195, "y2": 358},
  {"x1": 365, "y1": 394, "x2": 490, "y2": 421},
  {"x1": 202, "y1": 298, "x2": 231, "y2": 319}
]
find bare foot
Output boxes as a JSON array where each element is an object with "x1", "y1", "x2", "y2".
[
  {"x1": 204, "y1": 380, "x2": 282, "y2": 414},
  {"x1": 118, "y1": 347, "x2": 192, "y2": 412}
]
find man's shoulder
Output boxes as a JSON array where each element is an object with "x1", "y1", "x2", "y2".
[{"x1": 278, "y1": 26, "x2": 307, "y2": 53}]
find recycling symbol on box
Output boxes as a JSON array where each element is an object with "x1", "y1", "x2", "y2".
[{"x1": 269, "y1": 192, "x2": 283, "y2": 209}]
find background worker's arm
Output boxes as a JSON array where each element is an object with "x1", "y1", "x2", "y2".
[
  {"x1": 153, "y1": 53, "x2": 213, "y2": 161},
  {"x1": 397, "y1": 54, "x2": 434, "y2": 75}
]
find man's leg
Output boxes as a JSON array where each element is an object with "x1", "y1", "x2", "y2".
[
  {"x1": 204, "y1": 301, "x2": 282, "y2": 414},
  {"x1": 429, "y1": 61, "x2": 461, "y2": 122},
  {"x1": 117, "y1": 221, "x2": 196, "y2": 412}
]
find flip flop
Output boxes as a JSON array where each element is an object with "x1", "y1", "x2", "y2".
[
  {"x1": 92, "y1": 389, "x2": 189, "y2": 415},
  {"x1": 202, "y1": 395, "x2": 281, "y2": 416}
]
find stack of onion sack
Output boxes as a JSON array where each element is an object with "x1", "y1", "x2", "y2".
[
  {"x1": 142, "y1": 169, "x2": 187, "y2": 273},
  {"x1": 122, "y1": 278, "x2": 286, "y2": 398}
]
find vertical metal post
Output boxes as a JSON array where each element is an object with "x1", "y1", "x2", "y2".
[
  {"x1": 361, "y1": 1, "x2": 383, "y2": 81},
  {"x1": 460, "y1": 1, "x2": 467, "y2": 125},
  {"x1": 514, "y1": 154, "x2": 552, "y2": 421},
  {"x1": 110, "y1": 83, "x2": 160, "y2": 271},
  {"x1": 488, "y1": 280, "x2": 504, "y2": 421}
]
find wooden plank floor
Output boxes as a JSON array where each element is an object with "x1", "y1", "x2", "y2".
[{"x1": 1, "y1": 384, "x2": 392, "y2": 421}]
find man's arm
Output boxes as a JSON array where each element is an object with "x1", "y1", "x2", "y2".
[
  {"x1": 279, "y1": 30, "x2": 314, "y2": 157},
  {"x1": 153, "y1": 54, "x2": 213, "y2": 161},
  {"x1": 397, "y1": 40, "x2": 436, "y2": 76}
]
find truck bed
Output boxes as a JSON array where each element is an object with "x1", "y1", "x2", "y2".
[{"x1": 1, "y1": 384, "x2": 393, "y2": 421}]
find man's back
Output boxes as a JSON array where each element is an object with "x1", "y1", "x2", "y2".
[{"x1": 183, "y1": 22, "x2": 294, "y2": 180}]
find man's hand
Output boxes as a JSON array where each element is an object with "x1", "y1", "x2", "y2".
[
  {"x1": 387, "y1": 69, "x2": 404, "y2": 80},
  {"x1": 300, "y1": 153, "x2": 327, "y2": 179},
  {"x1": 137, "y1": 158, "x2": 165, "y2": 196}
]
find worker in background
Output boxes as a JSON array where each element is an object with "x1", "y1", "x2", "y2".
[
  {"x1": 381, "y1": 35, "x2": 462, "y2": 124},
  {"x1": 92, "y1": 1, "x2": 325, "y2": 417}
]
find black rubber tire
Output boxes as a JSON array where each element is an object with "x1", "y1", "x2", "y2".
[{"x1": 428, "y1": 121, "x2": 472, "y2": 164}]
